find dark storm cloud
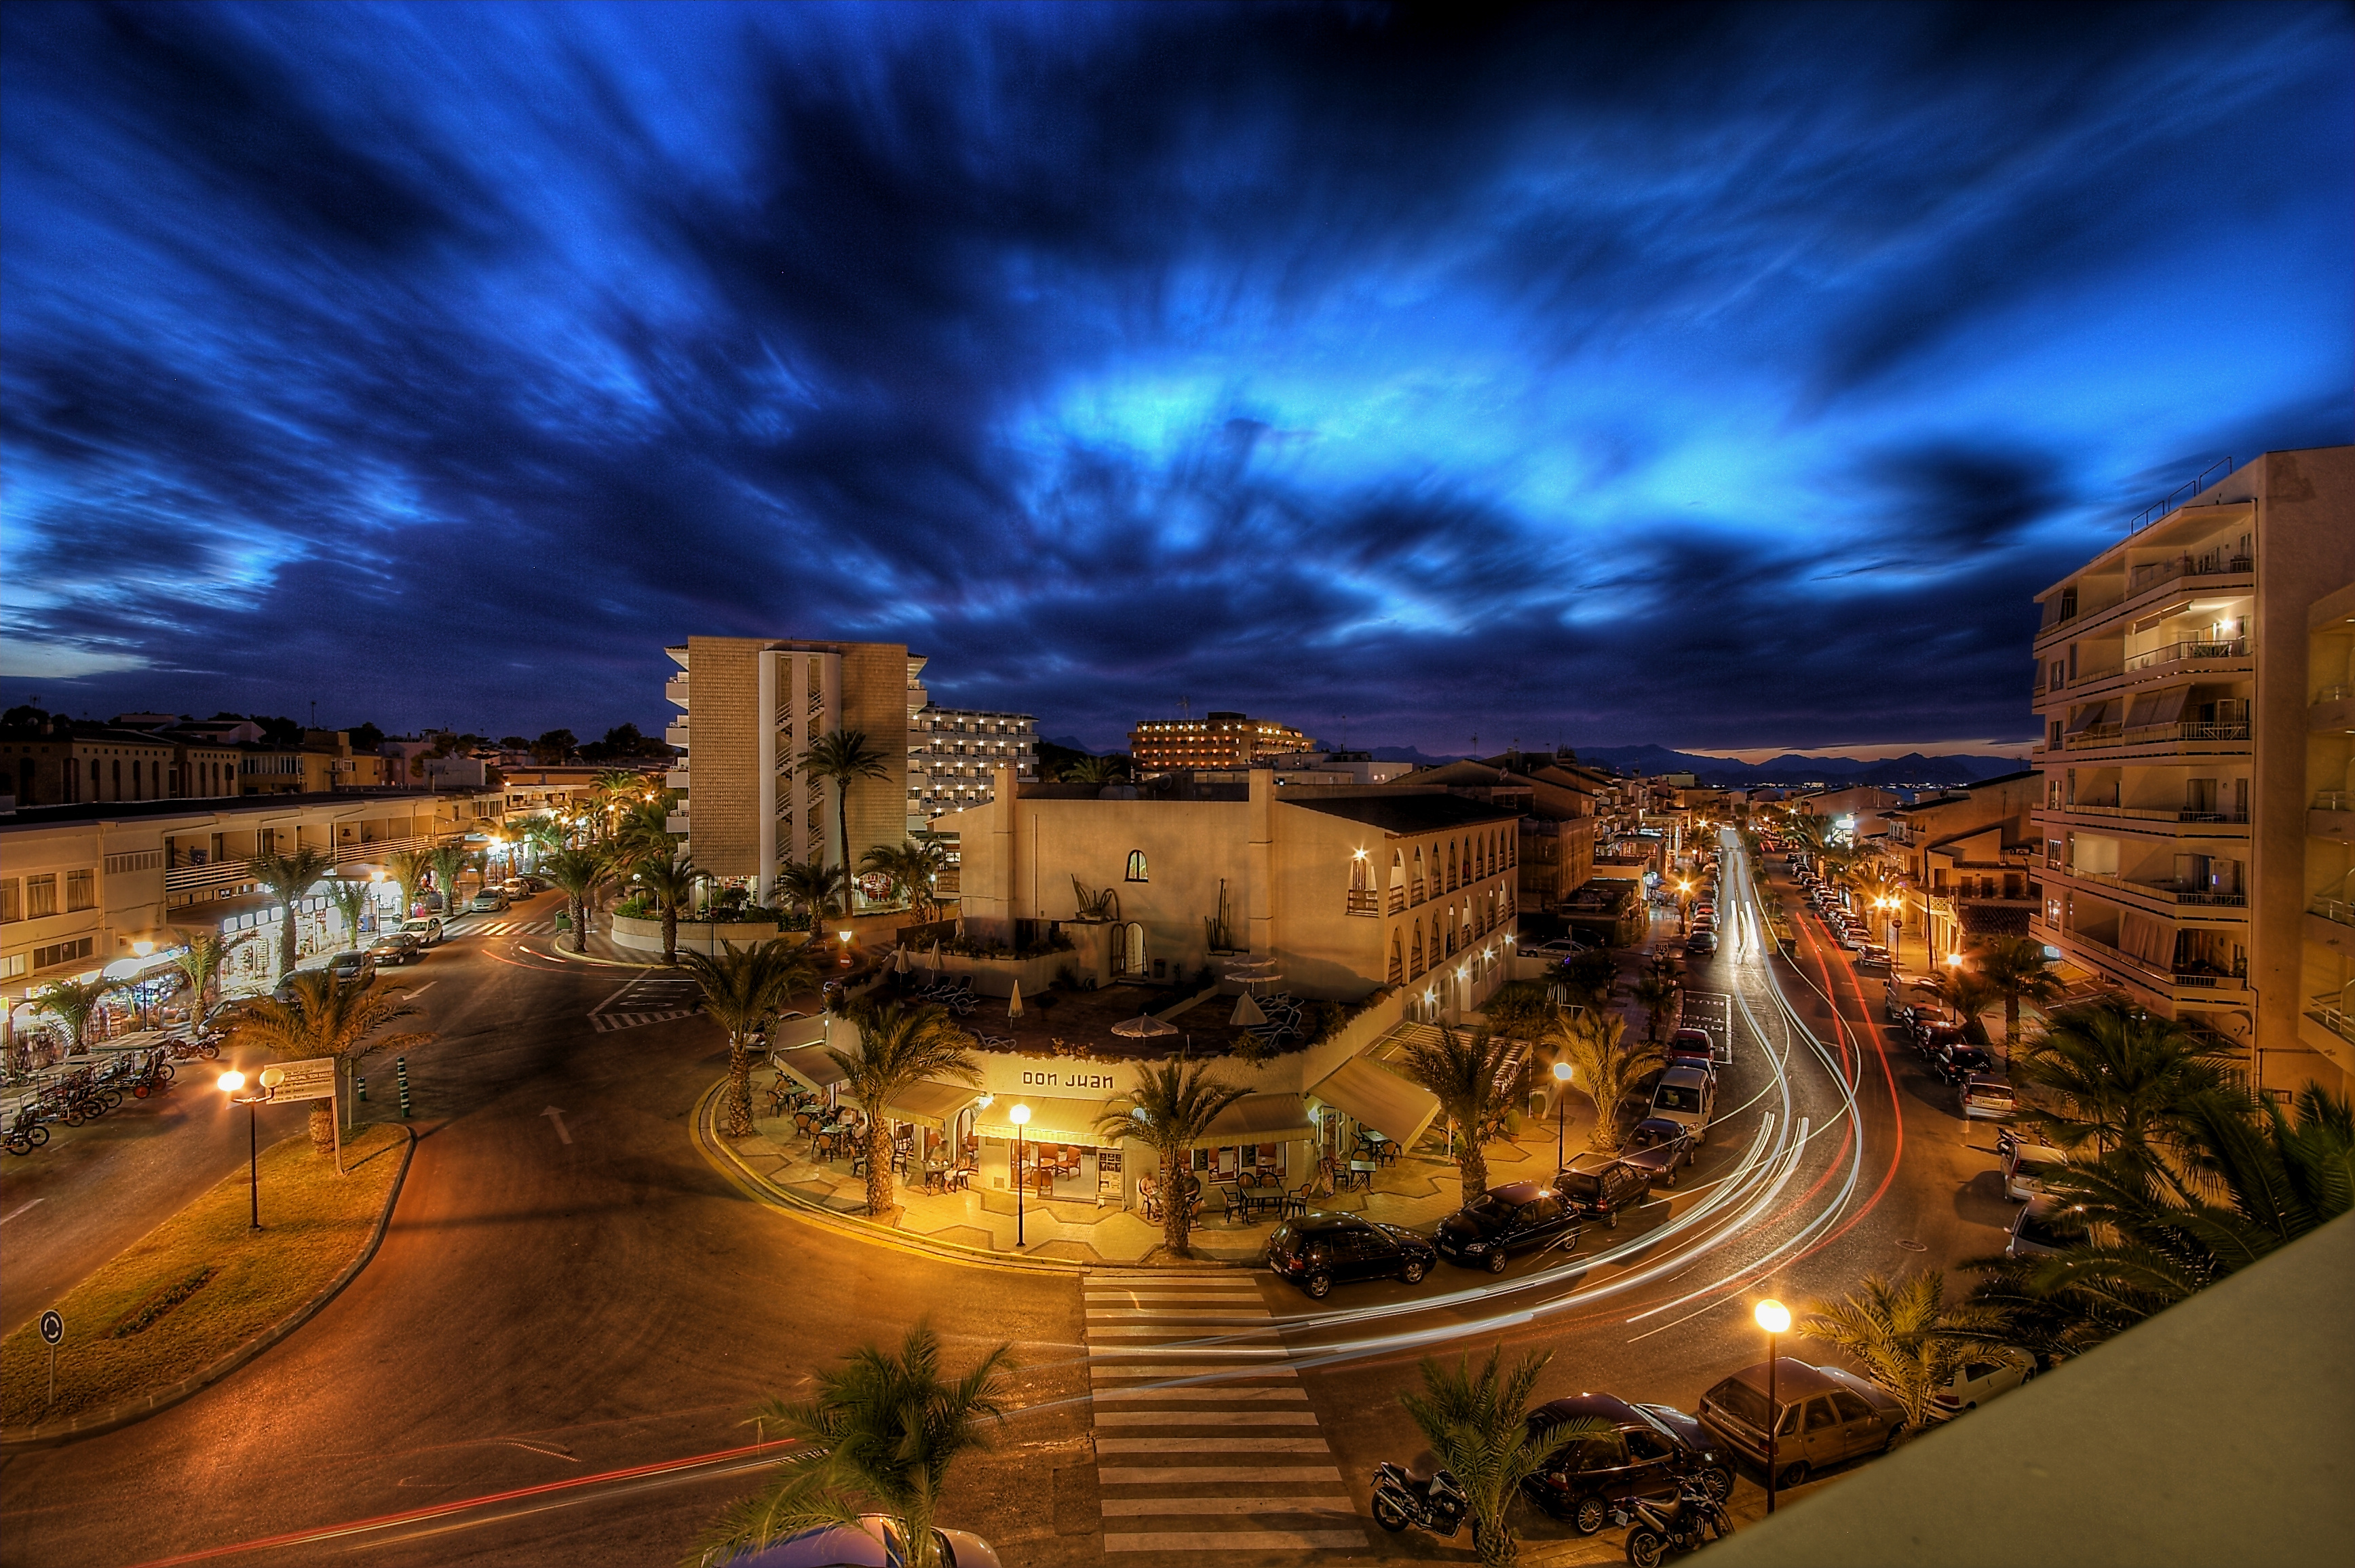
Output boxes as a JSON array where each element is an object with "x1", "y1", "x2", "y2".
[{"x1": 1, "y1": 1, "x2": 2347, "y2": 748}]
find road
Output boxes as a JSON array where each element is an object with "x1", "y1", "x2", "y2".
[{"x1": 0, "y1": 847, "x2": 2023, "y2": 1567}]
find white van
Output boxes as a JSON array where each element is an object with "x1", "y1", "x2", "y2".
[
  {"x1": 1648, "y1": 1065, "x2": 1717, "y2": 1145},
  {"x1": 2002, "y1": 1139, "x2": 2071, "y2": 1202}
]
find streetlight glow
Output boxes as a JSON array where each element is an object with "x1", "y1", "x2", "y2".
[
  {"x1": 217, "y1": 1070, "x2": 247, "y2": 1093},
  {"x1": 1754, "y1": 1298, "x2": 1791, "y2": 1334}
]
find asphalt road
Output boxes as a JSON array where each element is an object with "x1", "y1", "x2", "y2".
[{"x1": 0, "y1": 851, "x2": 2023, "y2": 1568}]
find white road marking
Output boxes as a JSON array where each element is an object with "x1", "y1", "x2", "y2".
[
  {"x1": 1, "y1": 1198, "x2": 45, "y2": 1225},
  {"x1": 541, "y1": 1107, "x2": 572, "y2": 1145}
]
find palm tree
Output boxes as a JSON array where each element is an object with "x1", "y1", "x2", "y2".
[
  {"x1": 1559, "y1": 947, "x2": 1618, "y2": 1012},
  {"x1": 682, "y1": 940, "x2": 818, "y2": 1136},
  {"x1": 1396, "y1": 1026, "x2": 1524, "y2": 1204},
  {"x1": 541, "y1": 847, "x2": 613, "y2": 953},
  {"x1": 829, "y1": 1002, "x2": 982, "y2": 1219},
  {"x1": 426, "y1": 841, "x2": 470, "y2": 918},
  {"x1": 697, "y1": 1322, "x2": 1013, "y2": 1568},
  {"x1": 225, "y1": 970, "x2": 432, "y2": 1154},
  {"x1": 1396, "y1": 1345, "x2": 1606, "y2": 1567},
  {"x1": 1932, "y1": 968, "x2": 2003, "y2": 1048},
  {"x1": 385, "y1": 847, "x2": 432, "y2": 923},
  {"x1": 1799, "y1": 1269, "x2": 2012, "y2": 1437},
  {"x1": 613, "y1": 793, "x2": 677, "y2": 870},
  {"x1": 779, "y1": 856, "x2": 849, "y2": 925},
  {"x1": 797, "y1": 729, "x2": 892, "y2": 904},
  {"x1": 2011, "y1": 999, "x2": 2239, "y2": 1164},
  {"x1": 860, "y1": 839, "x2": 947, "y2": 921},
  {"x1": 1060, "y1": 754, "x2": 1128, "y2": 786},
  {"x1": 1543, "y1": 1008, "x2": 1665, "y2": 1154},
  {"x1": 1094, "y1": 1056, "x2": 1251, "y2": 1257},
  {"x1": 1970, "y1": 935, "x2": 2065, "y2": 1064},
  {"x1": 166, "y1": 926, "x2": 248, "y2": 1019},
  {"x1": 520, "y1": 814, "x2": 569, "y2": 867},
  {"x1": 248, "y1": 845, "x2": 336, "y2": 977},
  {"x1": 33, "y1": 977, "x2": 122, "y2": 1056},
  {"x1": 634, "y1": 847, "x2": 702, "y2": 965},
  {"x1": 325, "y1": 877, "x2": 371, "y2": 950},
  {"x1": 1631, "y1": 958, "x2": 1679, "y2": 1046}
]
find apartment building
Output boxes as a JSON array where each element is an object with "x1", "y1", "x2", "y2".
[
  {"x1": 1128, "y1": 712, "x2": 1313, "y2": 775},
  {"x1": 1, "y1": 788, "x2": 503, "y2": 1001},
  {"x1": 2299, "y1": 581, "x2": 2354, "y2": 1090},
  {"x1": 905, "y1": 655, "x2": 1036, "y2": 829},
  {"x1": 1396, "y1": 752, "x2": 1606, "y2": 913},
  {"x1": 1883, "y1": 771, "x2": 2041, "y2": 963},
  {"x1": 2029, "y1": 446, "x2": 2353, "y2": 1095}
]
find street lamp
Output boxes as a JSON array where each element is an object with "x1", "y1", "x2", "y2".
[
  {"x1": 838, "y1": 929, "x2": 854, "y2": 968},
  {"x1": 1755, "y1": 1297, "x2": 1792, "y2": 1512},
  {"x1": 1551, "y1": 1060, "x2": 1573, "y2": 1170},
  {"x1": 220, "y1": 1067, "x2": 284, "y2": 1231},
  {"x1": 1010, "y1": 1103, "x2": 1031, "y2": 1248}
]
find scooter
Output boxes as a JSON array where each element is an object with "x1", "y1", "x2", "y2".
[
  {"x1": 1371, "y1": 1463, "x2": 1471, "y2": 1542},
  {"x1": 1614, "y1": 1476, "x2": 1733, "y2": 1568}
]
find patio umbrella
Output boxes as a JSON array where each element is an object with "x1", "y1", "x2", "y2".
[
  {"x1": 892, "y1": 946, "x2": 912, "y2": 974},
  {"x1": 1228, "y1": 991, "x2": 1267, "y2": 1028},
  {"x1": 926, "y1": 939, "x2": 943, "y2": 974},
  {"x1": 1111, "y1": 1014, "x2": 1179, "y2": 1039},
  {"x1": 1007, "y1": 981, "x2": 1024, "y2": 1019},
  {"x1": 955, "y1": 917, "x2": 966, "y2": 942}
]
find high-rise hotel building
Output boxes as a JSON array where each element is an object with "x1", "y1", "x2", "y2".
[
  {"x1": 1129, "y1": 712, "x2": 1313, "y2": 776},
  {"x1": 2028, "y1": 446, "x2": 2352, "y2": 1096}
]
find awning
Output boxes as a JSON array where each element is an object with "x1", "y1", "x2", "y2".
[
  {"x1": 773, "y1": 1045, "x2": 847, "y2": 1093},
  {"x1": 975, "y1": 1094, "x2": 1109, "y2": 1145},
  {"x1": 2121, "y1": 693, "x2": 2164, "y2": 728},
  {"x1": 2065, "y1": 700, "x2": 2120, "y2": 735},
  {"x1": 2147, "y1": 685, "x2": 2190, "y2": 725},
  {"x1": 1309, "y1": 1058, "x2": 1442, "y2": 1149},
  {"x1": 1203, "y1": 1092, "x2": 1318, "y2": 1144},
  {"x1": 883, "y1": 1078, "x2": 980, "y2": 1131}
]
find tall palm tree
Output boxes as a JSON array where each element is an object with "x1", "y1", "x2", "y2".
[
  {"x1": 698, "y1": 1322, "x2": 1013, "y2": 1568},
  {"x1": 860, "y1": 839, "x2": 947, "y2": 921},
  {"x1": 542, "y1": 847, "x2": 614, "y2": 953},
  {"x1": 1396, "y1": 1345, "x2": 1605, "y2": 1567},
  {"x1": 426, "y1": 841, "x2": 470, "y2": 917},
  {"x1": 829, "y1": 1001, "x2": 982, "y2": 1218},
  {"x1": 225, "y1": 970, "x2": 432, "y2": 1154},
  {"x1": 1060, "y1": 754, "x2": 1128, "y2": 786},
  {"x1": 634, "y1": 847, "x2": 702, "y2": 965},
  {"x1": 1932, "y1": 968, "x2": 2003, "y2": 1047},
  {"x1": 2012, "y1": 999, "x2": 2239, "y2": 1165},
  {"x1": 1631, "y1": 961, "x2": 1679, "y2": 1046},
  {"x1": 33, "y1": 977, "x2": 122, "y2": 1055},
  {"x1": 1560, "y1": 947, "x2": 1618, "y2": 1012},
  {"x1": 682, "y1": 939, "x2": 818, "y2": 1136},
  {"x1": 385, "y1": 847, "x2": 432, "y2": 923},
  {"x1": 166, "y1": 925, "x2": 248, "y2": 1019},
  {"x1": 1396, "y1": 1026, "x2": 1524, "y2": 1203},
  {"x1": 1799, "y1": 1269, "x2": 2012, "y2": 1438},
  {"x1": 1970, "y1": 935, "x2": 2066, "y2": 1063},
  {"x1": 248, "y1": 845, "x2": 336, "y2": 977},
  {"x1": 520, "y1": 814, "x2": 569, "y2": 867},
  {"x1": 325, "y1": 877, "x2": 371, "y2": 950},
  {"x1": 779, "y1": 856, "x2": 849, "y2": 925},
  {"x1": 797, "y1": 729, "x2": 892, "y2": 904},
  {"x1": 1095, "y1": 1056, "x2": 1251, "y2": 1258},
  {"x1": 1543, "y1": 1008, "x2": 1664, "y2": 1154},
  {"x1": 613, "y1": 793, "x2": 677, "y2": 870}
]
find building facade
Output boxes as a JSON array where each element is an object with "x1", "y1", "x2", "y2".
[
  {"x1": 905, "y1": 655, "x2": 1037, "y2": 829},
  {"x1": 1128, "y1": 712, "x2": 1313, "y2": 775},
  {"x1": 2029, "y1": 446, "x2": 2353, "y2": 1095},
  {"x1": 2299, "y1": 580, "x2": 2354, "y2": 1089},
  {"x1": 1884, "y1": 771, "x2": 2042, "y2": 964}
]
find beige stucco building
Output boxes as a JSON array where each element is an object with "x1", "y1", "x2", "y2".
[
  {"x1": 2028, "y1": 446, "x2": 2353, "y2": 1095},
  {"x1": 1884, "y1": 771, "x2": 2042, "y2": 965}
]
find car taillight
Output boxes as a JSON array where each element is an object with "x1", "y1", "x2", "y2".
[{"x1": 1932, "y1": 1394, "x2": 1959, "y2": 1408}]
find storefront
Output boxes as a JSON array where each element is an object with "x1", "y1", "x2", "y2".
[{"x1": 975, "y1": 1093, "x2": 1117, "y2": 1203}]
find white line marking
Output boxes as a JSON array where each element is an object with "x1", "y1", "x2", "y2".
[
  {"x1": 541, "y1": 1107, "x2": 572, "y2": 1145},
  {"x1": 1100, "y1": 1496, "x2": 1352, "y2": 1516},
  {"x1": 1096, "y1": 1438, "x2": 1328, "y2": 1453},
  {"x1": 1092, "y1": 1411, "x2": 1320, "y2": 1427},
  {"x1": 1104, "y1": 1529, "x2": 1366, "y2": 1551},
  {"x1": 1, "y1": 1198, "x2": 45, "y2": 1225},
  {"x1": 1092, "y1": 1388, "x2": 1309, "y2": 1402},
  {"x1": 1097, "y1": 1466, "x2": 1341, "y2": 1484}
]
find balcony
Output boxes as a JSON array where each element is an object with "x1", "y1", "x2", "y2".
[
  {"x1": 2314, "y1": 898, "x2": 2355, "y2": 930},
  {"x1": 666, "y1": 812, "x2": 691, "y2": 835},
  {"x1": 2033, "y1": 551, "x2": 2255, "y2": 647},
  {"x1": 2123, "y1": 634, "x2": 2248, "y2": 674},
  {"x1": 2306, "y1": 995, "x2": 2355, "y2": 1047},
  {"x1": 1345, "y1": 890, "x2": 1381, "y2": 917},
  {"x1": 2063, "y1": 721, "x2": 2251, "y2": 755},
  {"x1": 161, "y1": 830, "x2": 444, "y2": 896},
  {"x1": 666, "y1": 768, "x2": 690, "y2": 790},
  {"x1": 664, "y1": 722, "x2": 689, "y2": 748},
  {"x1": 2061, "y1": 868, "x2": 2246, "y2": 919},
  {"x1": 2314, "y1": 688, "x2": 2355, "y2": 733},
  {"x1": 665, "y1": 675, "x2": 689, "y2": 708}
]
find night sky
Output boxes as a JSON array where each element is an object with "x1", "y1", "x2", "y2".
[{"x1": 3, "y1": 3, "x2": 2348, "y2": 754}]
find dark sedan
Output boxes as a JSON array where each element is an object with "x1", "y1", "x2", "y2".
[
  {"x1": 1434, "y1": 1181, "x2": 1583, "y2": 1273},
  {"x1": 1617, "y1": 1117, "x2": 1698, "y2": 1188},
  {"x1": 1267, "y1": 1215, "x2": 1437, "y2": 1299},
  {"x1": 1523, "y1": 1394, "x2": 1735, "y2": 1535},
  {"x1": 1934, "y1": 1041, "x2": 1996, "y2": 1085}
]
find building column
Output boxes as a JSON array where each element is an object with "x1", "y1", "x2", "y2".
[
  {"x1": 1247, "y1": 767, "x2": 1274, "y2": 957},
  {"x1": 757, "y1": 649, "x2": 778, "y2": 905}
]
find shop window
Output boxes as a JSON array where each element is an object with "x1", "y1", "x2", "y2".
[{"x1": 1125, "y1": 849, "x2": 1149, "y2": 883}]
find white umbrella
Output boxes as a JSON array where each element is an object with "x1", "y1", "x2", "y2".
[
  {"x1": 1007, "y1": 980, "x2": 1024, "y2": 1019},
  {"x1": 1111, "y1": 1014, "x2": 1179, "y2": 1039},
  {"x1": 892, "y1": 947, "x2": 912, "y2": 974},
  {"x1": 1228, "y1": 991, "x2": 1267, "y2": 1028},
  {"x1": 954, "y1": 918, "x2": 966, "y2": 942}
]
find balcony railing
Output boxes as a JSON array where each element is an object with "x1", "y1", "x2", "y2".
[
  {"x1": 1388, "y1": 887, "x2": 1406, "y2": 914},
  {"x1": 2126, "y1": 552, "x2": 2252, "y2": 597},
  {"x1": 161, "y1": 830, "x2": 447, "y2": 895},
  {"x1": 2057, "y1": 802, "x2": 2250, "y2": 825},
  {"x1": 2065, "y1": 721, "x2": 2251, "y2": 752},
  {"x1": 2312, "y1": 898, "x2": 2355, "y2": 930},
  {"x1": 2124, "y1": 636, "x2": 2248, "y2": 673},
  {"x1": 2068, "y1": 870, "x2": 2248, "y2": 910},
  {"x1": 1345, "y1": 890, "x2": 1381, "y2": 917},
  {"x1": 2306, "y1": 996, "x2": 2355, "y2": 1046},
  {"x1": 2061, "y1": 925, "x2": 2250, "y2": 993},
  {"x1": 2316, "y1": 791, "x2": 2350, "y2": 812}
]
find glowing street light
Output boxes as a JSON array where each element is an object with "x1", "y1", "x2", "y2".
[
  {"x1": 221, "y1": 1066, "x2": 285, "y2": 1231},
  {"x1": 1756, "y1": 1297, "x2": 1793, "y2": 1512},
  {"x1": 1551, "y1": 1060, "x2": 1573, "y2": 1170},
  {"x1": 1009, "y1": 1103, "x2": 1032, "y2": 1248}
]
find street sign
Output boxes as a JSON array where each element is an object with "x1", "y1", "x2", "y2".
[
  {"x1": 266, "y1": 1058, "x2": 338, "y2": 1103},
  {"x1": 39, "y1": 1310, "x2": 62, "y2": 1346}
]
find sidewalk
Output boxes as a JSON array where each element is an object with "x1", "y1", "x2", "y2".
[{"x1": 531, "y1": 925, "x2": 657, "y2": 969}]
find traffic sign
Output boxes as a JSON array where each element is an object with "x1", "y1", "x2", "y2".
[
  {"x1": 266, "y1": 1058, "x2": 338, "y2": 1103},
  {"x1": 39, "y1": 1310, "x2": 62, "y2": 1346}
]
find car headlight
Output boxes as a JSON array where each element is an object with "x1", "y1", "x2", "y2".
[{"x1": 1462, "y1": 1241, "x2": 1488, "y2": 1253}]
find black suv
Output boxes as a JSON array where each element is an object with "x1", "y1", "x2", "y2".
[
  {"x1": 1933, "y1": 1041, "x2": 1995, "y2": 1085},
  {"x1": 1434, "y1": 1181, "x2": 1583, "y2": 1273},
  {"x1": 1523, "y1": 1394, "x2": 1735, "y2": 1535},
  {"x1": 1267, "y1": 1215, "x2": 1437, "y2": 1299},
  {"x1": 1556, "y1": 1153, "x2": 1651, "y2": 1229}
]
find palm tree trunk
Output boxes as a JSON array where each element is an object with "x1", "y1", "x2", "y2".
[
  {"x1": 280, "y1": 900, "x2": 299, "y2": 976},
  {"x1": 663, "y1": 902, "x2": 678, "y2": 965},
  {"x1": 569, "y1": 893, "x2": 588, "y2": 953},
  {"x1": 1455, "y1": 1134, "x2": 1488, "y2": 1205},
  {"x1": 864, "y1": 1124, "x2": 896, "y2": 1219},
  {"x1": 308, "y1": 1099, "x2": 336, "y2": 1155},
  {"x1": 836, "y1": 790, "x2": 853, "y2": 912},
  {"x1": 724, "y1": 1038, "x2": 755, "y2": 1136},
  {"x1": 1163, "y1": 1151, "x2": 1188, "y2": 1257}
]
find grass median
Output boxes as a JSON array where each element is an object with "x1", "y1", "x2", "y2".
[{"x1": 1, "y1": 1120, "x2": 409, "y2": 1433}]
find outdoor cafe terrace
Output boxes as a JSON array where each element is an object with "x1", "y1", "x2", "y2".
[{"x1": 872, "y1": 968, "x2": 1340, "y2": 1061}]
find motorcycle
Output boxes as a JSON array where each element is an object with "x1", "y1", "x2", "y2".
[
  {"x1": 1371, "y1": 1463, "x2": 1473, "y2": 1544},
  {"x1": 1614, "y1": 1476, "x2": 1733, "y2": 1567}
]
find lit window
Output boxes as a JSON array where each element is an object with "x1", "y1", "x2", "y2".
[{"x1": 1126, "y1": 850, "x2": 1149, "y2": 883}]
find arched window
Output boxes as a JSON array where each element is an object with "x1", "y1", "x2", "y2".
[
  {"x1": 1125, "y1": 849, "x2": 1149, "y2": 883},
  {"x1": 1446, "y1": 841, "x2": 1458, "y2": 890},
  {"x1": 1388, "y1": 929, "x2": 1403, "y2": 983},
  {"x1": 1412, "y1": 846, "x2": 1427, "y2": 904},
  {"x1": 1390, "y1": 849, "x2": 1406, "y2": 912},
  {"x1": 1350, "y1": 856, "x2": 1371, "y2": 892},
  {"x1": 1410, "y1": 923, "x2": 1425, "y2": 976},
  {"x1": 1113, "y1": 921, "x2": 1146, "y2": 975},
  {"x1": 1444, "y1": 918, "x2": 1458, "y2": 956}
]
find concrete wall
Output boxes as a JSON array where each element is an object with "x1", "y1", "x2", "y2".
[{"x1": 685, "y1": 635, "x2": 764, "y2": 879}]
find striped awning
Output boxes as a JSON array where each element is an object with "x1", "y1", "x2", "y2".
[
  {"x1": 1202, "y1": 1093, "x2": 1318, "y2": 1145},
  {"x1": 975, "y1": 1094, "x2": 1110, "y2": 1145},
  {"x1": 1309, "y1": 1058, "x2": 1441, "y2": 1150}
]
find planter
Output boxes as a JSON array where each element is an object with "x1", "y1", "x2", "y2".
[{"x1": 609, "y1": 913, "x2": 798, "y2": 957}]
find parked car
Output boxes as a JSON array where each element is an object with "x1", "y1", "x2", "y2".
[
  {"x1": 511, "y1": 874, "x2": 547, "y2": 894},
  {"x1": 401, "y1": 916, "x2": 444, "y2": 946},
  {"x1": 1557, "y1": 1151, "x2": 1653, "y2": 1227},
  {"x1": 1934, "y1": 1041, "x2": 1996, "y2": 1086},
  {"x1": 1529, "y1": 938, "x2": 1586, "y2": 958},
  {"x1": 1522, "y1": 1394, "x2": 1735, "y2": 1534},
  {"x1": 1855, "y1": 944, "x2": 1892, "y2": 971},
  {"x1": 1916, "y1": 1020, "x2": 1967, "y2": 1061},
  {"x1": 1647, "y1": 1065, "x2": 1717, "y2": 1144},
  {"x1": 1267, "y1": 1214, "x2": 1437, "y2": 1299},
  {"x1": 1697, "y1": 1358, "x2": 1902, "y2": 1487},
  {"x1": 1685, "y1": 930, "x2": 1719, "y2": 956},
  {"x1": 468, "y1": 887, "x2": 511, "y2": 913},
  {"x1": 1959, "y1": 1074, "x2": 2016, "y2": 1121},
  {"x1": 326, "y1": 949, "x2": 377, "y2": 984},
  {"x1": 1434, "y1": 1181, "x2": 1583, "y2": 1273},
  {"x1": 2000, "y1": 1134, "x2": 2071, "y2": 1200},
  {"x1": 366, "y1": 932, "x2": 422, "y2": 966},
  {"x1": 725, "y1": 1514, "x2": 1001, "y2": 1567},
  {"x1": 1618, "y1": 1117, "x2": 1698, "y2": 1187},
  {"x1": 2006, "y1": 1193, "x2": 2088, "y2": 1259},
  {"x1": 1668, "y1": 1025, "x2": 1731, "y2": 1068},
  {"x1": 1928, "y1": 1348, "x2": 2037, "y2": 1421}
]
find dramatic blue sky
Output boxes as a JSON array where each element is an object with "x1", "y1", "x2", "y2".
[{"x1": 3, "y1": 3, "x2": 2348, "y2": 752}]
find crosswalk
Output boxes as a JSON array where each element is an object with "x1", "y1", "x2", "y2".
[
  {"x1": 588, "y1": 975, "x2": 704, "y2": 1033},
  {"x1": 589, "y1": 1009, "x2": 698, "y2": 1033},
  {"x1": 1085, "y1": 1270, "x2": 1366, "y2": 1558},
  {"x1": 440, "y1": 917, "x2": 556, "y2": 937}
]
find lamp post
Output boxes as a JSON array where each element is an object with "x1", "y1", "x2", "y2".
[
  {"x1": 1010, "y1": 1103, "x2": 1031, "y2": 1248},
  {"x1": 1755, "y1": 1297, "x2": 1791, "y2": 1513},
  {"x1": 1550, "y1": 1060, "x2": 1575, "y2": 1172},
  {"x1": 219, "y1": 1067, "x2": 284, "y2": 1231}
]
